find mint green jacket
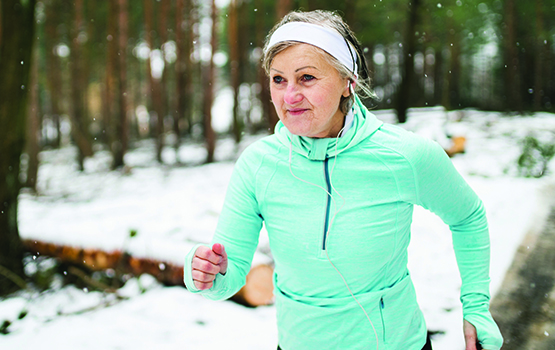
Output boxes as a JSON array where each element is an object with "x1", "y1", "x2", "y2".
[{"x1": 184, "y1": 96, "x2": 503, "y2": 350}]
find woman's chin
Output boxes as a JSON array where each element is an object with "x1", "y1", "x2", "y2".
[
  {"x1": 283, "y1": 124, "x2": 313, "y2": 137},
  {"x1": 282, "y1": 119, "x2": 328, "y2": 138}
]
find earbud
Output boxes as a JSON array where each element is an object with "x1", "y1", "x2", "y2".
[{"x1": 348, "y1": 80, "x2": 355, "y2": 96}]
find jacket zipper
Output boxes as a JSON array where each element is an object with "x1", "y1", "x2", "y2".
[
  {"x1": 322, "y1": 158, "x2": 332, "y2": 251},
  {"x1": 379, "y1": 297, "x2": 386, "y2": 343}
]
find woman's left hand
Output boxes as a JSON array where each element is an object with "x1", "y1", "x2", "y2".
[{"x1": 464, "y1": 320, "x2": 485, "y2": 350}]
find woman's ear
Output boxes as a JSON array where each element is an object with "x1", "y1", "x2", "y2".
[{"x1": 342, "y1": 80, "x2": 350, "y2": 97}]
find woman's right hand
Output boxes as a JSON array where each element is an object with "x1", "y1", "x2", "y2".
[
  {"x1": 464, "y1": 320, "x2": 485, "y2": 350},
  {"x1": 191, "y1": 243, "x2": 228, "y2": 290}
]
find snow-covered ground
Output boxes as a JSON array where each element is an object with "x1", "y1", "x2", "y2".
[{"x1": 2, "y1": 107, "x2": 555, "y2": 349}]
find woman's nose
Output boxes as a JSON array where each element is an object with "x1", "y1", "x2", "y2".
[{"x1": 283, "y1": 83, "x2": 303, "y2": 105}]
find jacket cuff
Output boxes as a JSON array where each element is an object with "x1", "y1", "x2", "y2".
[{"x1": 462, "y1": 293, "x2": 503, "y2": 350}]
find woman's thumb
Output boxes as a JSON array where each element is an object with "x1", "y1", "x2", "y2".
[
  {"x1": 212, "y1": 243, "x2": 228, "y2": 274},
  {"x1": 212, "y1": 243, "x2": 226, "y2": 257}
]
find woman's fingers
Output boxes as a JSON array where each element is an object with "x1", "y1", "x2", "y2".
[
  {"x1": 193, "y1": 280, "x2": 214, "y2": 290},
  {"x1": 192, "y1": 269, "x2": 216, "y2": 283},
  {"x1": 192, "y1": 256, "x2": 221, "y2": 275},
  {"x1": 191, "y1": 244, "x2": 228, "y2": 290},
  {"x1": 192, "y1": 259, "x2": 217, "y2": 290},
  {"x1": 194, "y1": 245, "x2": 224, "y2": 266},
  {"x1": 463, "y1": 319, "x2": 479, "y2": 350}
]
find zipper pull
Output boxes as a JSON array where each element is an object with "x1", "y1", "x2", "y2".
[{"x1": 380, "y1": 297, "x2": 385, "y2": 309}]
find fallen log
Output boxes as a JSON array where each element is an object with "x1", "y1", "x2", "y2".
[
  {"x1": 22, "y1": 239, "x2": 274, "y2": 307},
  {"x1": 234, "y1": 264, "x2": 274, "y2": 307}
]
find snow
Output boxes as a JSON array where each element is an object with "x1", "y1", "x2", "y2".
[{"x1": 2, "y1": 108, "x2": 555, "y2": 349}]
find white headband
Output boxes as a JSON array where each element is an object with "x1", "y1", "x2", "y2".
[{"x1": 266, "y1": 22, "x2": 358, "y2": 78}]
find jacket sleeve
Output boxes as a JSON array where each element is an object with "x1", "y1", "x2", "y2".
[
  {"x1": 183, "y1": 150, "x2": 264, "y2": 301},
  {"x1": 411, "y1": 138, "x2": 503, "y2": 350}
]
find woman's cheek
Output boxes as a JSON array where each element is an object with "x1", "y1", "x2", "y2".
[{"x1": 270, "y1": 90, "x2": 283, "y2": 110}]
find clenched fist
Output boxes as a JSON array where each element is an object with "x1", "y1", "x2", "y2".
[{"x1": 191, "y1": 243, "x2": 228, "y2": 290}]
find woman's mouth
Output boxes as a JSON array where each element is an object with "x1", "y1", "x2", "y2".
[{"x1": 287, "y1": 108, "x2": 308, "y2": 116}]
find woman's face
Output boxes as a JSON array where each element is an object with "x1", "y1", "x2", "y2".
[{"x1": 269, "y1": 43, "x2": 350, "y2": 138}]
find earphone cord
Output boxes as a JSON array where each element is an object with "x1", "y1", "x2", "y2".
[{"x1": 288, "y1": 123, "x2": 380, "y2": 350}]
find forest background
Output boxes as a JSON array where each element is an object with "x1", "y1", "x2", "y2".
[{"x1": 1, "y1": 0, "x2": 555, "y2": 323}]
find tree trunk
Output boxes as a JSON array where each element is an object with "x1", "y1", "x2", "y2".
[
  {"x1": 228, "y1": 0, "x2": 242, "y2": 144},
  {"x1": 144, "y1": 0, "x2": 164, "y2": 164},
  {"x1": 44, "y1": 0, "x2": 63, "y2": 148},
  {"x1": 257, "y1": 0, "x2": 278, "y2": 133},
  {"x1": 203, "y1": 0, "x2": 217, "y2": 163},
  {"x1": 0, "y1": 0, "x2": 36, "y2": 296},
  {"x1": 504, "y1": 0, "x2": 522, "y2": 112},
  {"x1": 69, "y1": 0, "x2": 94, "y2": 171},
  {"x1": 154, "y1": 0, "x2": 170, "y2": 164},
  {"x1": 112, "y1": 0, "x2": 129, "y2": 169},
  {"x1": 184, "y1": 0, "x2": 196, "y2": 136},
  {"x1": 423, "y1": 48, "x2": 435, "y2": 104},
  {"x1": 174, "y1": 0, "x2": 185, "y2": 158},
  {"x1": 534, "y1": 0, "x2": 544, "y2": 112},
  {"x1": 395, "y1": 0, "x2": 420, "y2": 123},
  {"x1": 143, "y1": 0, "x2": 154, "y2": 140},
  {"x1": 237, "y1": 1, "x2": 251, "y2": 131},
  {"x1": 444, "y1": 20, "x2": 461, "y2": 110},
  {"x1": 275, "y1": 0, "x2": 292, "y2": 19},
  {"x1": 452, "y1": 40, "x2": 462, "y2": 109},
  {"x1": 343, "y1": 0, "x2": 356, "y2": 27},
  {"x1": 546, "y1": 37, "x2": 554, "y2": 112},
  {"x1": 103, "y1": 0, "x2": 118, "y2": 148},
  {"x1": 25, "y1": 44, "x2": 41, "y2": 192},
  {"x1": 433, "y1": 49, "x2": 444, "y2": 107}
]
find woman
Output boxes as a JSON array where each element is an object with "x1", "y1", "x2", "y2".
[{"x1": 183, "y1": 10, "x2": 503, "y2": 350}]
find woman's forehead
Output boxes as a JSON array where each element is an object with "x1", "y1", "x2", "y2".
[{"x1": 272, "y1": 43, "x2": 334, "y2": 69}]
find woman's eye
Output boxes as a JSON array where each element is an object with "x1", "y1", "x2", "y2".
[
  {"x1": 301, "y1": 74, "x2": 315, "y2": 82},
  {"x1": 272, "y1": 76, "x2": 284, "y2": 84}
]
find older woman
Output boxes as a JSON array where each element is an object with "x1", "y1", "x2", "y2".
[{"x1": 183, "y1": 10, "x2": 503, "y2": 350}]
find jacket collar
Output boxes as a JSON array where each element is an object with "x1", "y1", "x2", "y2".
[{"x1": 274, "y1": 95, "x2": 383, "y2": 161}]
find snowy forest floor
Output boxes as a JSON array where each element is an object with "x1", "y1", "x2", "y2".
[{"x1": 2, "y1": 107, "x2": 555, "y2": 350}]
